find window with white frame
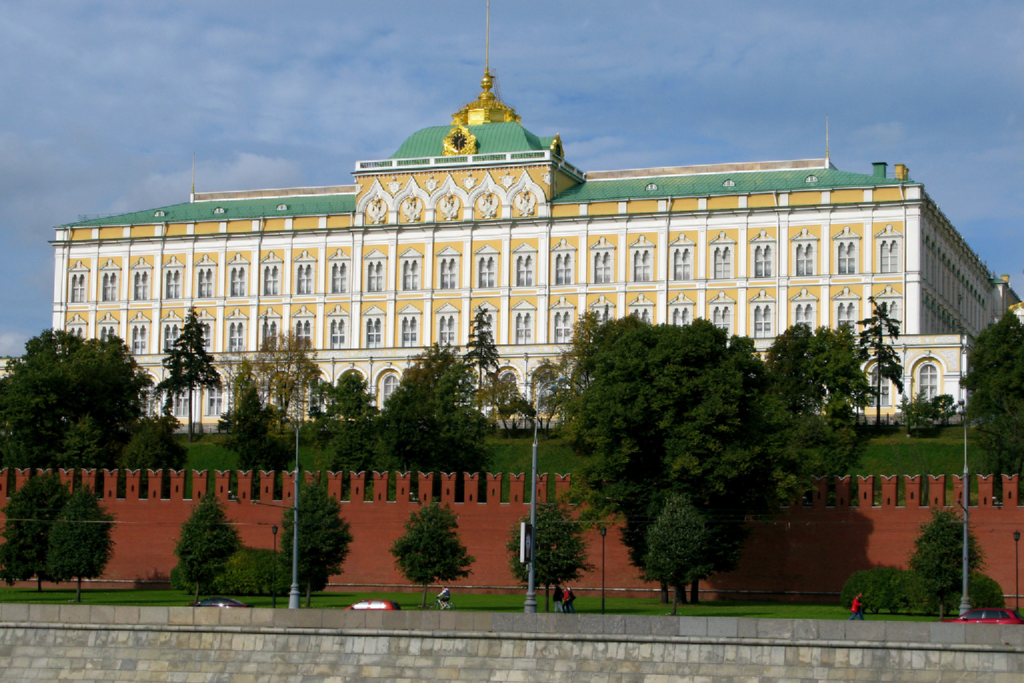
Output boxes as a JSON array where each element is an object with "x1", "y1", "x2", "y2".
[
  {"x1": 439, "y1": 258, "x2": 457, "y2": 289},
  {"x1": 133, "y1": 271, "x2": 150, "y2": 300},
  {"x1": 884, "y1": 300, "x2": 900, "y2": 323},
  {"x1": 172, "y1": 392, "x2": 188, "y2": 419},
  {"x1": 515, "y1": 255, "x2": 534, "y2": 286},
  {"x1": 206, "y1": 387, "x2": 223, "y2": 417},
  {"x1": 795, "y1": 243, "x2": 815, "y2": 276},
  {"x1": 477, "y1": 256, "x2": 496, "y2": 287},
  {"x1": 753, "y1": 245, "x2": 773, "y2": 278},
  {"x1": 330, "y1": 261, "x2": 348, "y2": 293},
  {"x1": 869, "y1": 366, "x2": 891, "y2": 407},
  {"x1": 196, "y1": 267, "x2": 214, "y2": 298},
  {"x1": 591, "y1": 300, "x2": 614, "y2": 323},
  {"x1": 879, "y1": 239, "x2": 900, "y2": 273},
  {"x1": 130, "y1": 325, "x2": 147, "y2": 354},
  {"x1": 263, "y1": 265, "x2": 280, "y2": 295},
  {"x1": 836, "y1": 241, "x2": 857, "y2": 274},
  {"x1": 201, "y1": 323, "x2": 212, "y2": 352},
  {"x1": 712, "y1": 305, "x2": 731, "y2": 331},
  {"x1": 380, "y1": 374, "x2": 399, "y2": 404},
  {"x1": 437, "y1": 315, "x2": 456, "y2": 346},
  {"x1": 99, "y1": 325, "x2": 116, "y2": 341},
  {"x1": 163, "y1": 323, "x2": 180, "y2": 351},
  {"x1": 793, "y1": 302, "x2": 815, "y2": 326},
  {"x1": 229, "y1": 266, "x2": 246, "y2": 297},
  {"x1": 632, "y1": 249, "x2": 652, "y2": 282},
  {"x1": 671, "y1": 308, "x2": 690, "y2": 326},
  {"x1": 400, "y1": 317, "x2": 419, "y2": 347},
  {"x1": 402, "y1": 260, "x2": 420, "y2": 290},
  {"x1": 753, "y1": 305, "x2": 773, "y2": 338},
  {"x1": 713, "y1": 246, "x2": 732, "y2": 278},
  {"x1": 228, "y1": 322, "x2": 245, "y2": 352},
  {"x1": 101, "y1": 272, "x2": 118, "y2": 301},
  {"x1": 631, "y1": 308, "x2": 652, "y2": 323},
  {"x1": 164, "y1": 270, "x2": 182, "y2": 298},
  {"x1": 553, "y1": 311, "x2": 572, "y2": 343},
  {"x1": 365, "y1": 317, "x2": 382, "y2": 348},
  {"x1": 515, "y1": 312, "x2": 533, "y2": 344},
  {"x1": 672, "y1": 248, "x2": 692, "y2": 280},
  {"x1": 294, "y1": 319, "x2": 312, "y2": 343},
  {"x1": 554, "y1": 253, "x2": 573, "y2": 285},
  {"x1": 329, "y1": 319, "x2": 346, "y2": 349},
  {"x1": 261, "y1": 320, "x2": 278, "y2": 344},
  {"x1": 920, "y1": 363, "x2": 939, "y2": 400},
  {"x1": 365, "y1": 260, "x2": 384, "y2": 292},
  {"x1": 835, "y1": 301, "x2": 858, "y2": 326},
  {"x1": 70, "y1": 273, "x2": 87, "y2": 302},
  {"x1": 593, "y1": 251, "x2": 613, "y2": 283},
  {"x1": 295, "y1": 264, "x2": 313, "y2": 295}
]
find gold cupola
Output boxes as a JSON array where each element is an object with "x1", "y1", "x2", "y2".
[{"x1": 451, "y1": 69, "x2": 521, "y2": 126}]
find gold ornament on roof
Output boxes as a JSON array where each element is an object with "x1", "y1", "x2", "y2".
[
  {"x1": 450, "y1": 69, "x2": 521, "y2": 127},
  {"x1": 443, "y1": 124, "x2": 478, "y2": 156}
]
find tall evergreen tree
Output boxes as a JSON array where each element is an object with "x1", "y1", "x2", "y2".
[
  {"x1": 390, "y1": 503, "x2": 475, "y2": 607},
  {"x1": 463, "y1": 307, "x2": 499, "y2": 385},
  {"x1": 857, "y1": 296, "x2": 904, "y2": 427},
  {"x1": 173, "y1": 495, "x2": 240, "y2": 603},
  {"x1": 0, "y1": 474, "x2": 71, "y2": 590},
  {"x1": 279, "y1": 479, "x2": 353, "y2": 607},
  {"x1": 46, "y1": 487, "x2": 115, "y2": 602},
  {"x1": 157, "y1": 308, "x2": 221, "y2": 442}
]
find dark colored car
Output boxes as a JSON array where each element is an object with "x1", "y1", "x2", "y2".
[
  {"x1": 345, "y1": 599, "x2": 402, "y2": 611},
  {"x1": 940, "y1": 608, "x2": 1024, "y2": 624},
  {"x1": 190, "y1": 597, "x2": 250, "y2": 608}
]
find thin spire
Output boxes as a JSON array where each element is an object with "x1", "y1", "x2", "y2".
[
  {"x1": 485, "y1": 0, "x2": 490, "y2": 73},
  {"x1": 825, "y1": 114, "x2": 830, "y2": 166},
  {"x1": 191, "y1": 153, "x2": 196, "y2": 201}
]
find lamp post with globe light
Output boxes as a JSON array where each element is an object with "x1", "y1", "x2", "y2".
[{"x1": 524, "y1": 377, "x2": 562, "y2": 614}]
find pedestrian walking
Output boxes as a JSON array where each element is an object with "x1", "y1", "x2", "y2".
[
  {"x1": 564, "y1": 586, "x2": 576, "y2": 614},
  {"x1": 848, "y1": 593, "x2": 864, "y2": 620},
  {"x1": 553, "y1": 585, "x2": 564, "y2": 613}
]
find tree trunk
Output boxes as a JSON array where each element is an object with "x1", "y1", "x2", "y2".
[
  {"x1": 421, "y1": 584, "x2": 429, "y2": 608},
  {"x1": 544, "y1": 584, "x2": 550, "y2": 612},
  {"x1": 306, "y1": 579, "x2": 311, "y2": 608},
  {"x1": 690, "y1": 579, "x2": 700, "y2": 604},
  {"x1": 76, "y1": 576, "x2": 82, "y2": 603},
  {"x1": 659, "y1": 581, "x2": 669, "y2": 604},
  {"x1": 188, "y1": 385, "x2": 194, "y2": 443},
  {"x1": 672, "y1": 583, "x2": 684, "y2": 614},
  {"x1": 37, "y1": 576, "x2": 41, "y2": 592},
  {"x1": 195, "y1": 582, "x2": 200, "y2": 604}
]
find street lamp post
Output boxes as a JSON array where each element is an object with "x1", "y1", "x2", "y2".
[
  {"x1": 958, "y1": 398, "x2": 971, "y2": 616},
  {"x1": 1015, "y1": 531, "x2": 1021, "y2": 610},
  {"x1": 288, "y1": 421, "x2": 301, "y2": 610},
  {"x1": 599, "y1": 526, "x2": 607, "y2": 615},
  {"x1": 524, "y1": 378, "x2": 560, "y2": 614},
  {"x1": 271, "y1": 525, "x2": 278, "y2": 609}
]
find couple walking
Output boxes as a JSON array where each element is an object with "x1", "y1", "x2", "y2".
[{"x1": 553, "y1": 585, "x2": 576, "y2": 613}]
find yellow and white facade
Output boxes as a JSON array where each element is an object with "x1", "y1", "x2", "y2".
[{"x1": 51, "y1": 71, "x2": 1019, "y2": 421}]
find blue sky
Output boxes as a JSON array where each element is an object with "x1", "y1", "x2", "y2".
[{"x1": 1, "y1": 1, "x2": 1021, "y2": 354}]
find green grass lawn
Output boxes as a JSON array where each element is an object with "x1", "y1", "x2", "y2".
[{"x1": 0, "y1": 587, "x2": 936, "y2": 620}]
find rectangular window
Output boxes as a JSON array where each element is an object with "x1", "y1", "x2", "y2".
[
  {"x1": 206, "y1": 388, "x2": 222, "y2": 416},
  {"x1": 365, "y1": 318, "x2": 382, "y2": 348},
  {"x1": 477, "y1": 257, "x2": 496, "y2": 287},
  {"x1": 401, "y1": 318, "x2": 418, "y2": 347},
  {"x1": 228, "y1": 322, "x2": 245, "y2": 352},
  {"x1": 229, "y1": 267, "x2": 246, "y2": 297},
  {"x1": 331, "y1": 262, "x2": 348, "y2": 293},
  {"x1": 329, "y1": 319, "x2": 346, "y2": 349},
  {"x1": 593, "y1": 252, "x2": 613, "y2": 283},
  {"x1": 554, "y1": 254, "x2": 573, "y2": 285},
  {"x1": 632, "y1": 250, "x2": 652, "y2": 282},
  {"x1": 713, "y1": 247, "x2": 732, "y2": 279},
  {"x1": 263, "y1": 266, "x2": 280, "y2": 296},
  {"x1": 134, "y1": 271, "x2": 150, "y2": 300},
  {"x1": 165, "y1": 270, "x2": 182, "y2": 298},
  {"x1": 515, "y1": 255, "x2": 534, "y2": 287},
  {"x1": 366, "y1": 261, "x2": 384, "y2": 292},
  {"x1": 295, "y1": 264, "x2": 313, "y2": 294},
  {"x1": 753, "y1": 245, "x2": 773, "y2": 278},
  {"x1": 795, "y1": 244, "x2": 815, "y2": 276},
  {"x1": 402, "y1": 261, "x2": 420, "y2": 291},
  {"x1": 672, "y1": 249, "x2": 691, "y2": 280}
]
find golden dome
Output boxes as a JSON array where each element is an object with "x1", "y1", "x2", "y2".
[{"x1": 451, "y1": 69, "x2": 521, "y2": 126}]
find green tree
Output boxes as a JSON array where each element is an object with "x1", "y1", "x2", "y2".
[
  {"x1": 479, "y1": 372, "x2": 531, "y2": 435},
  {"x1": 463, "y1": 307, "x2": 499, "y2": 385},
  {"x1": 642, "y1": 495, "x2": 715, "y2": 615},
  {"x1": 0, "y1": 330, "x2": 152, "y2": 470},
  {"x1": 173, "y1": 495, "x2": 241, "y2": 603},
  {"x1": 157, "y1": 308, "x2": 221, "y2": 442},
  {"x1": 252, "y1": 331, "x2": 322, "y2": 425},
  {"x1": 505, "y1": 501, "x2": 592, "y2": 611},
  {"x1": 962, "y1": 313, "x2": 1024, "y2": 476},
  {"x1": 908, "y1": 509, "x2": 983, "y2": 618},
  {"x1": 858, "y1": 297, "x2": 904, "y2": 427},
  {"x1": 46, "y1": 487, "x2": 115, "y2": 602},
  {"x1": 120, "y1": 416, "x2": 188, "y2": 472},
  {"x1": 312, "y1": 372, "x2": 380, "y2": 473},
  {"x1": 563, "y1": 317, "x2": 800, "y2": 594},
  {"x1": 220, "y1": 364, "x2": 290, "y2": 472},
  {"x1": 390, "y1": 503, "x2": 475, "y2": 607},
  {"x1": 279, "y1": 479, "x2": 353, "y2": 607},
  {"x1": 376, "y1": 345, "x2": 491, "y2": 473},
  {"x1": 899, "y1": 392, "x2": 939, "y2": 437},
  {"x1": 0, "y1": 474, "x2": 71, "y2": 590}
]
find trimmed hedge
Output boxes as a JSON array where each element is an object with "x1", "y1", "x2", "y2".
[
  {"x1": 171, "y1": 547, "x2": 290, "y2": 596},
  {"x1": 841, "y1": 567, "x2": 1004, "y2": 615}
]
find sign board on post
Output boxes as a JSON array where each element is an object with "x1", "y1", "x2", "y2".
[{"x1": 520, "y1": 522, "x2": 533, "y2": 563}]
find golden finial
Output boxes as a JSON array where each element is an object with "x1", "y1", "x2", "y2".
[{"x1": 448, "y1": 0, "x2": 520, "y2": 128}]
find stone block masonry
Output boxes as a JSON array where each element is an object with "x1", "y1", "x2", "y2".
[{"x1": 0, "y1": 604, "x2": 1022, "y2": 682}]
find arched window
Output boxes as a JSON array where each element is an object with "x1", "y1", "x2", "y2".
[
  {"x1": 329, "y1": 320, "x2": 345, "y2": 349},
  {"x1": 101, "y1": 273, "x2": 118, "y2": 301},
  {"x1": 671, "y1": 308, "x2": 690, "y2": 326},
  {"x1": 440, "y1": 259, "x2": 457, "y2": 289},
  {"x1": 555, "y1": 254, "x2": 573, "y2": 285},
  {"x1": 403, "y1": 261, "x2": 420, "y2": 290},
  {"x1": 263, "y1": 266, "x2": 280, "y2": 296},
  {"x1": 133, "y1": 272, "x2": 149, "y2": 300},
  {"x1": 754, "y1": 245, "x2": 772, "y2": 278},
  {"x1": 401, "y1": 318, "x2": 418, "y2": 347},
  {"x1": 837, "y1": 242, "x2": 857, "y2": 274},
  {"x1": 331, "y1": 262, "x2": 347, "y2": 293},
  {"x1": 516, "y1": 255, "x2": 534, "y2": 286},
  {"x1": 70, "y1": 274, "x2": 86, "y2": 302},
  {"x1": 381, "y1": 375, "x2": 399, "y2": 404},
  {"x1": 229, "y1": 267, "x2": 246, "y2": 296},
  {"x1": 365, "y1": 318, "x2": 382, "y2": 348},
  {"x1": 880, "y1": 240, "x2": 900, "y2": 274},
  {"x1": 164, "y1": 324, "x2": 180, "y2": 351},
  {"x1": 295, "y1": 320, "x2": 311, "y2": 343},
  {"x1": 515, "y1": 313, "x2": 532, "y2": 344},
  {"x1": 713, "y1": 247, "x2": 732, "y2": 278},
  {"x1": 438, "y1": 315, "x2": 456, "y2": 346},
  {"x1": 794, "y1": 303, "x2": 815, "y2": 326},
  {"x1": 673, "y1": 249, "x2": 691, "y2": 280},
  {"x1": 712, "y1": 306, "x2": 731, "y2": 331},
  {"x1": 869, "y1": 366, "x2": 891, "y2": 407},
  {"x1": 295, "y1": 264, "x2": 313, "y2": 294},
  {"x1": 920, "y1": 363, "x2": 939, "y2": 400},
  {"x1": 228, "y1": 322, "x2": 245, "y2": 352},
  {"x1": 633, "y1": 250, "x2": 652, "y2": 282},
  {"x1": 795, "y1": 244, "x2": 814, "y2": 276},
  {"x1": 130, "y1": 326, "x2": 147, "y2": 354},
  {"x1": 594, "y1": 252, "x2": 613, "y2": 283},
  {"x1": 478, "y1": 257, "x2": 496, "y2": 287},
  {"x1": 753, "y1": 305, "x2": 772, "y2": 338},
  {"x1": 553, "y1": 312, "x2": 572, "y2": 343}
]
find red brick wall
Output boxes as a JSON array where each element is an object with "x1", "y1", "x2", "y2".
[{"x1": 4, "y1": 470, "x2": 1023, "y2": 600}]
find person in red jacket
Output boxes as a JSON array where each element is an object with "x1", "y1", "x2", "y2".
[{"x1": 848, "y1": 593, "x2": 864, "y2": 620}]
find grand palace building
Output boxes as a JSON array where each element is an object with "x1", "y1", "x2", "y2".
[{"x1": 51, "y1": 71, "x2": 1019, "y2": 424}]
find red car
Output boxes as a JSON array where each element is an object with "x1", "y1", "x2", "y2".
[
  {"x1": 345, "y1": 599, "x2": 402, "y2": 611},
  {"x1": 940, "y1": 608, "x2": 1024, "y2": 624}
]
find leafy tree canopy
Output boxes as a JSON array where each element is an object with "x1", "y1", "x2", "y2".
[
  {"x1": 46, "y1": 486, "x2": 115, "y2": 602},
  {"x1": 173, "y1": 494, "x2": 241, "y2": 602},
  {"x1": 642, "y1": 495, "x2": 716, "y2": 614},
  {"x1": 120, "y1": 416, "x2": 188, "y2": 472},
  {"x1": 0, "y1": 474, "x2": 71, "y2": 589},
  {"x1": 252, "y1": 332, "x2": 321, "y2": 424},
  {"x1": 390, "y1": 503, "x2": 474, "y2": 607},
  {"x1": 312, "y1": 372, "x2": 380, "y2": 473},
  {"x1": 279, "y1": 479, "x2": 353, "y2": 606},
  {"x1": 908, "y1": 509, "x2": 984, "y2": 618},
  {"x1": 962, "y1": 313, "x2": 1024, "y2": 476},
  {"x1": 0, "y1": 330, "x2": 152, "y2": 470},
  {"x1": 156, "y1": 308, "x2": 221, "y2": 441},
  {"x1": 505, "y1": 501, "x2": 592, "y2": 610}
]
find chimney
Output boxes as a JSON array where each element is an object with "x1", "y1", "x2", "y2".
[
  {"x1": 894, "y1": 164, "x2": 909, "y2": 181},
  {"x1": 872, "y1": 162, "x2": 888, "y2": 178}
]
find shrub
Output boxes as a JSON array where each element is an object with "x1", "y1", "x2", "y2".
[
  {"x1": 171, "y1": 547, "x2": 289, "y2": 596},
  {"x1": 840, "y1": 567, "x2": 928, "y2": 615},
  {"x1": 840, "y1": 570, "x2": 873, "y2": 611},
  {"x1": 959, "y1": 572, "x2": 1006, "y2": 610}
]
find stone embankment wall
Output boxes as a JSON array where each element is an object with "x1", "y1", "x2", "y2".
[{"x1": 0, "y1": 603, "x2": 1022, "y2": 682}]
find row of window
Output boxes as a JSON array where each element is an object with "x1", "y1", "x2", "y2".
[{"x1": 67, "y1": 238, "x2": 903, "y2": 303}]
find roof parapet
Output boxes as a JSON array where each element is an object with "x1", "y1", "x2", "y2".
[
  {"x1": 193, "y1": 185, "x2": 356, "y2": 202},
  {"x1": 587, "y1": 158, "x2": 832, "y2": 181}
]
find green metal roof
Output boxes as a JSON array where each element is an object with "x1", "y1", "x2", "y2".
[
  {"x1": 552, "y1": 167, "x2": 914, "y2": 203},
  {"x1": 62, "y1": 194, "x2": 357, "y2": 228},
  {"x1": 391, "y1": 122, "x2": 553, "y2": 159}
]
